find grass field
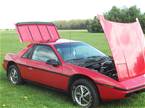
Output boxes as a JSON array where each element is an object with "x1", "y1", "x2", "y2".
[{"x1": 0, "y1": 30, "x2": 145, "y2": 108}]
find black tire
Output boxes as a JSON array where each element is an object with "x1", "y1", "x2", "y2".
[
  {"x1": 7, "y1": 64, "x2": 23, "y2": 85},
  {"x1": 71, "y1": 79, "x2": 100, "y2": 108}
]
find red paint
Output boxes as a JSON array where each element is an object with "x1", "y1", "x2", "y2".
[
  {"x1": 16, "y1": 23, "x2": 60, "y2": 42},
  {"x1": 98, "y1": 16, "x2": 145, "y2": 81},
  {"x1": 2, "y1": 20, "x2": 145, "y2": 102},
  {"x1": 97, "y1": 85, "x2": 127, "y2": 101}
]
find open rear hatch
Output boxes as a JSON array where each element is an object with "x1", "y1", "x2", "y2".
[
  {"x1": 98, "y1": 16, "x2": 145, "y2": 82},
  {"x1": 16, "y1": 22, "x2": 60, "y2": 42}
]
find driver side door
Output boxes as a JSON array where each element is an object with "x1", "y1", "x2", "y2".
[{"x1": 21, "y1": 44, "x2": 68, "y2": 89}]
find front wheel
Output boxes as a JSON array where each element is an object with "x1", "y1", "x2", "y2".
[
  {"x1": 7, "y1": 65, "x2": 23, "y2": 85},
  {"x1": 71, "y1": 79, "x2": 100, "y2": 108}
]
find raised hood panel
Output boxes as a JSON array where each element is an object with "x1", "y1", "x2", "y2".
[
  {"x1": 16, "y1": 22, "x2": 60, "y2": 42},
  {"x1": 98, "y1": 16, "x2": 145, "y2": 81}
]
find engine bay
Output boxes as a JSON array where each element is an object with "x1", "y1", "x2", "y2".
[
  {"x1": 68, "y1": 56, "x2": 118, "y2": 80},
  {"x1": 83, "y1": 57, "x2": 118, "y2": 80}
]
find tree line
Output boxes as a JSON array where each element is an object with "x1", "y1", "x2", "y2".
[
  {"x1": 53, "y1": 20, "x2": 87, "y2": 30},
  {"x1": 87, "y1": 6, "x2": 145, "y2": 33},
  {"x1": 54, "y1": 6, "x2": 145, "y2": 33}
]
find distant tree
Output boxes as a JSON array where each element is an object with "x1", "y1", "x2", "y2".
[
  {"x1": 87, "y1": 6, "x2": 145, "y2": 33},
  {"x1": 86, "y1": 17, "x2": 103, "y2": 33},
  {"x1": 105, "y1": 6, "x2": 122, "y2": 22},
  {"x1": 105, "y1": 6, "x2": 141, "y2": 22},
  {"x1": 53, "y1": 6, "x2": 145, "y2": 33},
  {"x1": 53, "y1": 20, "x2": 87, "y2": 30},
  {"x1": 139, "y1": 13, "x2": 145, "y2": 33}
]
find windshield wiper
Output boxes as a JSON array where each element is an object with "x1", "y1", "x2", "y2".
[
  {"x1": 85, "y1": 56, "x2": 108, "y2": 63},
  {"x1": 87, "y1": 56, "x2": 101, "y2": 59},
  {"x1": 87, "y1": 56, "x2": 107, "y2": 60},
  {"x1": 66, "y1": 58, "x2": 85, "y2": 62}
]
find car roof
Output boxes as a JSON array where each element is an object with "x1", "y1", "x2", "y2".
[
  {"x1": 33, "y1": 39, "x2": 80, "y2": 46},
  {"x1": 53, "y1": 39, "x2": 80, "y2": 44}
]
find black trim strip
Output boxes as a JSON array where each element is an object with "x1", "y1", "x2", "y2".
[
  {"x1": 24, "y1": 79, "x2": 68, "y2": 93},
  {"x1": 17, "y1": 63, "x2": 70, "y2": 78},
  {"x1": 16, "y1": 22, "x2": 55, "y2": 25},
  {"x1": 46, "y1": 25, "x2": 53, "y2": 40},
  {"x1": 36, "y1": 24, "x2": 44, "y2": 41},
  {"x1": 27, "y1": 26, "x2": 34, "y2": 41}
]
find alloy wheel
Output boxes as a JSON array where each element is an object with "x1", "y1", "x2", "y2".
[
  {"x1": 9, "y1": 68, "x2": 19, "y2": 84},
  {"x1": 73, "y1": 85, "x2": 92, "y2": 107}
]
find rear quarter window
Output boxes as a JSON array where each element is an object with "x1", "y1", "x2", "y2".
[{"x1": 22, "y1": 45, "x2": 35, "y2": 59}]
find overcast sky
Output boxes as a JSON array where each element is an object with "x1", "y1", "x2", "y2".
[{"x1": 0, "y1": 0, "x2": 144, "y2": 29}]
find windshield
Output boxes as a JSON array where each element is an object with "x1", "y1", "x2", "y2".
[{"x1": 55, "y1": 42, "x2": 107, "y2": 62}]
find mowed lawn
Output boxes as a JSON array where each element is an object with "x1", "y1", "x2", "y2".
[{"x1": 0, "y1": 30, "x2": 145, "y2": 108}]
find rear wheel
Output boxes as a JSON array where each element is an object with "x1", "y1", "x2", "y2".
[
  {"x1": 7, "y1": 65, "x2": 23, "y2": 85},
  {"x1": 71, "y1": 79, "x2": 100, "y2": 108}
]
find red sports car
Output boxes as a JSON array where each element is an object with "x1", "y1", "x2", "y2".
[{"x1": 2, "y1": 16, "x2": 145, "y2": 108}]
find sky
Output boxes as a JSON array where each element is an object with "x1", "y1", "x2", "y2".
[{"x1": 0, "y1": 0, "x2": 144, "y2": 29}]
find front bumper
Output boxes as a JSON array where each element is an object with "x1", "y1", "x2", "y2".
[
  {"x1": 97, "y1": 74, "x2": 145, "y2": 101},
  {"x1": 97, "y1": 84, "x2": 145, "y2": 101}
]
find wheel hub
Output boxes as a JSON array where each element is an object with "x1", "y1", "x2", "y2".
[
  {"x1": 9, "y1": 68, "x2": 19, "y2": 84},
  {"x1": 73, "y1": 85, "x2": 92, "y2": 107}
]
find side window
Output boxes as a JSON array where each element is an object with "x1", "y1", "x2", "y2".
[
  {"x1": 22, "y1": 46, "x2": 34, "y2": 58},
  {"x1": 31, "y1": 45, "x2": 58, "y2": 62}
]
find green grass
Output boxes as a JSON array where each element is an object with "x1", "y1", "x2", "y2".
[{"x1": 0, "y1": 30, "x2": 145, "y2": 108}]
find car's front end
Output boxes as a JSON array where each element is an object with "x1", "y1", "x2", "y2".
[
  {"x1": 97, "y1": 73, "x2": 145, "y2": 101},
  {"x1": 54, "y1": 40, "x2": 145, "y2": 102}
]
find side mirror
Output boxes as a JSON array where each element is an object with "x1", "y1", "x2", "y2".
[{"x1": 46, "y1": 59, "x2": 60, "y2": 67}]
